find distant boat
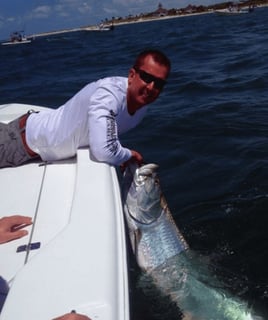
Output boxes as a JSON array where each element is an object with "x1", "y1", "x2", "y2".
[
  {"x1": 1, "y1": 31, "x2": 32, "y2": 46},
  {"x1": 215, "y1": 5, "x2": 254, "y2": 15},
  {"x1": 83, "y1": 23, "x2": 115, "y2": 32},
  {"x1": 97, "y1": 23, "x2": 115, "y2": 31}
]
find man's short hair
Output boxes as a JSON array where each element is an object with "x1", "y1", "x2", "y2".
[{"x1": 134, "y1": 49, "x2": 171, "y2": 72}]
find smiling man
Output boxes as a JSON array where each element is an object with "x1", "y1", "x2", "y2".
[{"x1": 0, "y1": 49, "x2": 170, "y2": 168}]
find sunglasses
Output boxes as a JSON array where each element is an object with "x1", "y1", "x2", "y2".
[{"x1": 133, "y1": 66, "x2": 166, "y2": 90}]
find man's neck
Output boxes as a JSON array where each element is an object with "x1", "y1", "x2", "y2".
[{"x1": 127, "y1": 104, "x2": 136, "y2": 115}]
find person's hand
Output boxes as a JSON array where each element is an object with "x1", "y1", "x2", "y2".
[
  {"x1": 121, "y1": 150, "x2": 144, "y2": 172},
  {"x1": 130, "y1": 150, "x2": 143, "y2": 165},
  {"x1": 0, "y1": 215, "x2": 32, "y2": 244},
  {"x1": 52, "y1": 313, "x2": 91, "y2": 320}
]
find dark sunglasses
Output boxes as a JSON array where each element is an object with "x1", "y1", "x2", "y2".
[{"x1": 133, "y1": 66, "x2": 166, "y2": 90}]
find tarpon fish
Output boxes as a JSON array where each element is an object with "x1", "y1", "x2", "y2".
[{"x1": 121, "y1": 163, "x2": 262, "y2": 320}]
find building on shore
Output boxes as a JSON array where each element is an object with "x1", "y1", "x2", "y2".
[{"x1": 153, "y1": 3, "x2": 168, "y2": 16}]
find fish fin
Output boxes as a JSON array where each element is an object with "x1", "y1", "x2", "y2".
[{"x1": 183, "y1": 312, "x2": 198, "y2": 320}]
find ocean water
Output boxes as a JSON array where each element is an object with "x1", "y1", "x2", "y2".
[{"x1": 1, "y1": 7, "x2": 268, "y2": 319}]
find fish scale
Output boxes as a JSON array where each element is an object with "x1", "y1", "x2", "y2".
[{"x1": 136, "y1": 209, "x2": 188, "y2": 271}]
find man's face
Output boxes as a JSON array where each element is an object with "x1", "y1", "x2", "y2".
[{"x1": 127, "y1": 55, "x2": 169, "y2": 114}]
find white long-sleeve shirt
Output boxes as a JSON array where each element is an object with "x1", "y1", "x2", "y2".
[{"x1": 26, "y1": 77, "x2": 148, "y2": 165}]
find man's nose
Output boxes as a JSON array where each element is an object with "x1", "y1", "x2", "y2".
[{"x1": 146, "y1": 81, "x2": 155, "y2": 90}]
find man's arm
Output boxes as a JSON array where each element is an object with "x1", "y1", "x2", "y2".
[{"x1": 88, "y1": 88, "x2": 132, "y2": 165}]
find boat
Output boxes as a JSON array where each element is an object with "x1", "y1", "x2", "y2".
[
  {"x1": 98, "y1": 23, "x2": 114, "y2": 31},
  {"x1": 214, "y1": 4, "x2": 254, "y2": 15},
  {"x1": 84, "y1": 23, "x2": 114, "y2": 32},
  {"x1": 0, "y1": 104, "x2": 129, "y2": 320},
  {"x1": 1, "y1": 31, "x2": 32, "y2": 46}
]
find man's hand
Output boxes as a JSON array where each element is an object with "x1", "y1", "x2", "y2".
[
  {"x1": 0, "y1": 215, "x2": 32, "y2": 244},
  {"x1": 130, "y1": 150, "x2": 143, "y2": 165},
  {"x1": 121, "y1": 150, "x2": 144, "y2": 172},
  {"x1": 52, "y1": 313, "x2": 92, "y2": 320}
]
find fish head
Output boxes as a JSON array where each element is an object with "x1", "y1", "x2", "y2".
[{"x1": 122, "y1": 162, "x2": 163, "y2": 225}]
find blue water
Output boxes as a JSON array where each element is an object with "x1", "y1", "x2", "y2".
[{"x1": 1, "y1": 7, "x2": 268, "y2": 319}]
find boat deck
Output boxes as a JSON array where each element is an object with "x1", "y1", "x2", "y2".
[{"x1": 0, "y1": 104, "x2": 129, "y2": 320}]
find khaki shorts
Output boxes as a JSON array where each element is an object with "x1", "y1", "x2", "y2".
[{"x1": 0, "y1": 113, "x2": 39, "y2": 168}]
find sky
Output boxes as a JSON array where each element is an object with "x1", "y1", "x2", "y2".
[{"x1": 0, "y1": 0, "x2": 220, "y2": 40}]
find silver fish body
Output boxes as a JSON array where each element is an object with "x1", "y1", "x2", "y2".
[
  {"x1": 122, "y1": 162, "x2": 188, "y2": 271},
  {"x1": 122, "y1": 163, "x2": 262, "y2": 320}
]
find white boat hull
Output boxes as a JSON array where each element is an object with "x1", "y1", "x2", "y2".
[
  {"x1": 215, "y1": 8, "x2": 249, "y2": 15},
  {"x1": 1, "y1": 40, "x2": 31, "y2": 46},
  {"x1": 0, "y1": 104, "x2": 129, "y2": 320}
]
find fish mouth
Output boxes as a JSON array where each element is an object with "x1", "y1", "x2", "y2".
[
  {"x1": 123, "y1": 162, "x2": 159, "y2": 184},
  {"x1": 123, "y1": 163, "x2": 162, "y2": 225},
  {"x1": 134, "y1": 163, "x2": 159, "y2": 184}
]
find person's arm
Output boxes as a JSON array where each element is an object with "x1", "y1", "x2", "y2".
[
  {"x1": 87, "y1": 87, "x2": 133, "y2": 166},
  {"x1": 0, "y1": 215, "x2": 32, "y2": 244}
]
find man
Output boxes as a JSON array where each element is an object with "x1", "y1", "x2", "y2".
[{"x1": 0, "y1": 49, "x2": 170, "y2": 168}]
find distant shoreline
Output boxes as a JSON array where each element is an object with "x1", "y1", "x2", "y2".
[
  {"x1": 84, "y1": 10, "x2": 212, "y2": 29},
  {"x1": 29, "y1": 11, "x2": 218, "y2": 37},
  {"x1": 29, "y1": 11, "x2": 212, "y2": 38},
  {"x1": 29, "y1": 4, "x2": 267, "y2": 39}
]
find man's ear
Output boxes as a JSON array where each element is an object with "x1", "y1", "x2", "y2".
[{"x1": 128, "y1": 68, "x2": 135, "y2": 83}]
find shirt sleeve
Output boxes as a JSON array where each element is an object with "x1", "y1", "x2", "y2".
[{"x1": 87, "y1": 86, "x2": 132, "y2": 166}]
